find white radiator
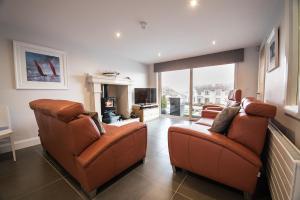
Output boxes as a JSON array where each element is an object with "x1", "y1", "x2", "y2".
[{"x1": 267, "y1": 123, "x2": 300, "y2": 200}]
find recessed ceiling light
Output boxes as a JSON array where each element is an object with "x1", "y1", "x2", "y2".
[
  {"x1": 158, "y1": 52, "x2": 161, "y2": 57},
  {"x1": 115, "y1": 32, "x2": 121, "y2": 38},
  {"x1": 212, "y1": 40, "x2": 216, "y2": 45},
  {"x1": 190, "y1": 0, "x2": 198, "y2": 8}
]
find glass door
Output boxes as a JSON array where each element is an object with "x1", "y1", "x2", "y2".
[
  {"x1": 161, "y1": 69, "x2": 190, "y2": 117},
  {"x1": 192, "y1": 64, "x2": 235, "y2": 118}
]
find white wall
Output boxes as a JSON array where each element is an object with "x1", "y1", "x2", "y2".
[
  {"x1": 0, "y1": 25, "x2": 149, "y2": 152},
  {"x1": 263, "y1": 0, "x2": 300, "y2": 148},
  {"x1": 236, "y1": 46, "x2": 259, "y2": 98}
]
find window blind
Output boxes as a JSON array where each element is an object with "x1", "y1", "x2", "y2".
[{"x1": 154, "y1": 48, "x2": 244, "y2": 72}]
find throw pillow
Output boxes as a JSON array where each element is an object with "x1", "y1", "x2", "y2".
[
  {"x1": 83, "y1": 111, "x2": 106, "y2": 135},
  {"x1": 209, "y1": 106, "x2": 240, "y2": 134},
  {"x1": 0, "y1": 126, "x2": 8, "y2": 131}
]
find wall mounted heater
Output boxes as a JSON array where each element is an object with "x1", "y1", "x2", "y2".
[{"x1": 266, "y1": 123, "x2": 300, "y2": 200}]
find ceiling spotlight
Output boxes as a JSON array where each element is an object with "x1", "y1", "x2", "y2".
[
  {"x1": 190, "y1": 0, "x2": 198, "y2": 7},
  {"x1": 115, "y1": 32, "x2": 121, "y2": 38},
  {"x1": 158, "y1": 52, "x2": 161, "y2": 57},
  {"x1": 212, "y1": 40, "x2": 216, "y2": 45}
]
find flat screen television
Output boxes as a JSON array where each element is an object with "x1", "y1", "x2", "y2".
[{"x1": 134, "y1": 88, "x2": 157, "y2": 104}]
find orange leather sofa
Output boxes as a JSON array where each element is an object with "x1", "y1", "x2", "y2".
[
  {"x1": 29, "y1": 99, "x2": 147, "y2": 196},
  {"x1": 168, "y1": 97, "x2": 276, "y2": 195},
  {"x1": 202, "y1": 89, "x2": 242, "y2": 111}
]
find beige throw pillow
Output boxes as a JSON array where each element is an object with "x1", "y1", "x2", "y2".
[{"x1": 209, "y1": 106, "x2": 240, "y2": 133}]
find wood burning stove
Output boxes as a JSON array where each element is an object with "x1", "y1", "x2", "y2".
[{"x1": 101, "y1": 84, "x2": 121, "y2": 123}]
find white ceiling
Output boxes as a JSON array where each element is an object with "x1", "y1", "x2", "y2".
[{"x1": 0, "y1": 0, "x2": 282, "y2": 64}]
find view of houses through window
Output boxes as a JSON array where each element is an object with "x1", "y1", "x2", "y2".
[
  {"x1": 161, "y1": 64, "x2": 235, "y2": 118},
  {"x1": 192, "y1": 64, "x2": 235, "y2": 117}
]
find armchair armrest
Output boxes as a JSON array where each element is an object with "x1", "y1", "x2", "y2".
[
  {"x1": 205, "y1": 106, "x2": 224, "y2": 111},
  {"x1": 201, "y1": 110, "x2": 220, "y2": 119},
  {"x1": 76, "y1": 122, "x2": 146, "y2": 168},
  {"x1": 203, "y1": 104, "x2": 223, "y2": 110},
  {"x1": 168, "y1": 124, "x2": 261, "y2": 167}
]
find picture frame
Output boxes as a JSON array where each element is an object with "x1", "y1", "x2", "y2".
[
  {"x1": 13, "y1": 41, "x2": 68, "y2": 89},
  {"x1": 266, "y1": 27, "x2": 280, "y2": 72}
]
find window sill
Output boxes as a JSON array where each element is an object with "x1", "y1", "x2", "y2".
[{"x1": 284, "y1": 105, "x2": 300, "y2": 120}]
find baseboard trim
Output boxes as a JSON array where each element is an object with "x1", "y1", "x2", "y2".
[{"x1": 0, "y1": 137, "x2": 40, "y2": 153}]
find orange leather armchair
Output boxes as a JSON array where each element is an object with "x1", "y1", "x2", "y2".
[
  {"x1": 168, "y1": 97, "x2": 276, "y2": 195},
  {"x1": 29, "y1": 99, "x2": 147, "y2": 197},
  {"x1": 202, "y1": 89, "x2": 242, "y2": 111},
  {"x1": 199, "y1": 89, "x2": 242, "y2": 126}
]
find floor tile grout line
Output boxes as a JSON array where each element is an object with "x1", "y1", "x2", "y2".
[
  {"x1": 131, "y1": 167, "x2": 170, "y2": 189},
  {"x1": 94, "y1": 166, "x2": 143, "y2": 197},
  {"x1": 132, "y1": 159, "x2": 186, "y2": 194},
  {"x1": 176, "y1": 191, "x2": 194, "y2": 200},
  {"x1": 14, "y1": 177, "x2": 62, "y2": 200},
  {"x1": 169, "y1": 174, "x2": 188, "y2": 200},
  {"x1": 36, "y1": 148, "x2": 139, "y2": 200},
  {"x1": 35, "y1": 149, "x2": 87, "y2": 200}
]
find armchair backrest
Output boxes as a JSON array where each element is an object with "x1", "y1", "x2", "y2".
[
  {"x1": 227, "y1": 97, "x2": 276, "y2": 155},
  {"x1": 227, "y1": 89, "x2": 242, "y2": 106},
  {"x1": 29, "y1": 99, "x2": 100, "y2": 177}
]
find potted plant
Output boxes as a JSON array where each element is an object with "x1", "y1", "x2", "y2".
[{"x1": 161, "y1": 95, "x2": 167, "y2": 114}]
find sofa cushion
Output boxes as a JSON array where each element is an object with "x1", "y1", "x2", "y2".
[
  {"x1": 209, "y1": 106, "x2": 240, "y2": 133},
  {"x1": 196, "y1": 118, "x2": 214, "y2": 127}
]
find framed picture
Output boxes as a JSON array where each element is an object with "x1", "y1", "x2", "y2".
[
  {"x1": 13, "y1": 41, "x2": 68, "y2": 89},
  {"x1": 266, "y1": 27, "x2": 280, "y2": 72}
]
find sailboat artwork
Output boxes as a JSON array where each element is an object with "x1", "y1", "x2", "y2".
[
  {"x1": 26, "y1": 51, "x2": 61, "y2": 82},
  {"x1": 13, "y1": 41, "x2": 68, "y2": 89}
]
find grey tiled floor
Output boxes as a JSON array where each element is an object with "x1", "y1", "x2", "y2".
[{"x1": 0, "y1": 117, "x2": 270, "y2": 200}]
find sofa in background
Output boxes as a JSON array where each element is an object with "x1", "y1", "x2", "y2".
[
  {"x1": 197, "y1": 96, "x2": 257, "y2": 127},
  {"x1": 168, "y1": 97, "x2": 276, "y2": 197},
  {"x1": 202, "y1": 89, "x2": 242, "y2": 111},
  {"x1": 29, "y1": 99, "x2": 147, "y2": 197}
]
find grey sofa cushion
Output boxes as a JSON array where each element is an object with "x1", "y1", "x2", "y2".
[
  {"x1": 83, "y1": 111, "x2": 106, "y2": 135},
  {"x1": 209, "y1": 106, "x2": 240, "y2": 133}
]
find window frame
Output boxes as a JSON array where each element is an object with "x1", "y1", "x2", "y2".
[
  {"x1": 159, "y1": 69, "x2": 191, "y2": 119},
  {"x1": 284, "y1": 0, "x2": 300, "y2": 119}
]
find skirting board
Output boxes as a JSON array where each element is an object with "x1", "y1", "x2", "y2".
[{"x1": 0, "y1": 137, "x2": 40, "y2": 154}]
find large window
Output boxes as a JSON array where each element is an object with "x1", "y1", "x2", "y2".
[
  {"x1": 160, "y1": 64, "x2": 235, "y2": 119},
  {"x1": 284, "y1": 0, "x2": 300, "y2": 119},
  {"x1": 192, "y1": 64, "x2": 235, "y2": 117},
  {"x1": 161, "y1": 69, "x2": 190, "y2": 117}
]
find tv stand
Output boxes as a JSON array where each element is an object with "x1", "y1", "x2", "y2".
[{"x1": 132, "y1": 104, "x2": 159, "y2": 122}]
